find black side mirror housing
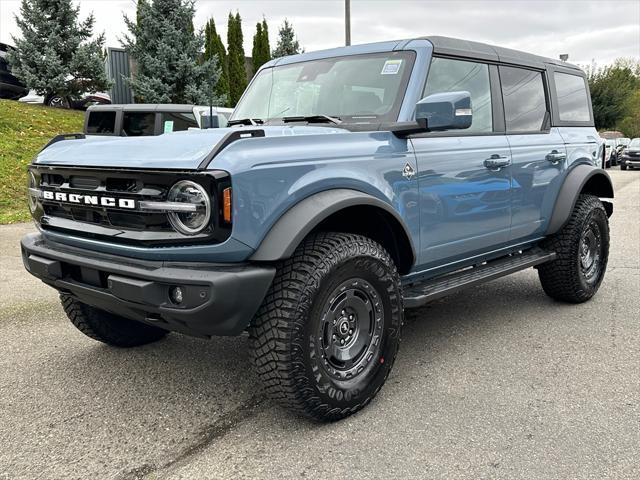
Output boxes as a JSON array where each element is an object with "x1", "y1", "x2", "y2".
[{"x1": 390, "y1": 91, "x2": 473, "y2": 137}]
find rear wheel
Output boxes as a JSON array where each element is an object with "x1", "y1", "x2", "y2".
[
  {"x1": 61, "y1": 295, "x2": 168, "y2": 347},
  {"x1": 249, "y1": 232, "x2": 403, "y2": 421},
  {"x1": 538, "y1": 195, "x2": 609, "y2": 303},
  {"x1": 620, "y1": 163, "x2": 628, "y2": 170}
]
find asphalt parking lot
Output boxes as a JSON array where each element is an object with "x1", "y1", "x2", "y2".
[{"x1": 0, "y1": 169, "x2": 638, "y2": 480}]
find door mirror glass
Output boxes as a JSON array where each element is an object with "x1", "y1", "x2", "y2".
[{"x1": 415, "y1": 91, "x2": 473, "y2": 131}]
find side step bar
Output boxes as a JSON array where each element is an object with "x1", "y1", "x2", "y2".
[{"x1": 403, "y1": 248, "x2": 556, "y2": 309}]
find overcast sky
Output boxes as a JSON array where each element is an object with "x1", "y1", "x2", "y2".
[{"x1": 1, "y1": 0, "x2": 638, "y2": 66}]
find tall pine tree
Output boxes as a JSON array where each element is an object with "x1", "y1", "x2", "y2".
[
  {"x1": 204, "y1": 18, "x2": 230, "y2": 106},
  {"x1": 251, "y1": 18, "x2": 270, "y2": 75},
  {"x1": 272, "y1": 19, "x2": 302, "y2": 58},
  {"x1": 7, "y1": 0, "x2": 109, "y2": 105},
  {"x1": 122, "y1": 0, "x2": 222, "y2": 105},
  {"x1": 227, "y1": 12, "x2": 247, "y2": 106}
]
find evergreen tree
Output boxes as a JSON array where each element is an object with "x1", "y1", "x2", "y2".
[
  {"x1": 122, "y1": 0, "x2": 222, "y2": 105},
  {"x1": 272, "y1": 19, "x2": 302, "y2": 58},
  {"x1": 7, "y1": 0, "x2": 109, "y2": 103},
  {"x1": 251, "y1": 18, "x2": 271, "y2": 74},
  {"x1": 204, "y1": 18, "x2": 230, "y2": 105},
  {"x1": 587, "y1": 59, "x2": 640, "y2": 131},
  {"x1": 227, "y1": 12, "x2": 247, "y2": 106}
]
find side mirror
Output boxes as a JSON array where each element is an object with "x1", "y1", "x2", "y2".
[
  {"x1": 390, "y1": 91, "x2": 472, "y2": 137},
  {"x1": 416, "y1": 91, "x2": 473, "y2": 131}
]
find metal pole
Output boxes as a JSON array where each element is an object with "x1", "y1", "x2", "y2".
[{"x1": 345, "y1": 0, "x2": 351, "y2": 46}]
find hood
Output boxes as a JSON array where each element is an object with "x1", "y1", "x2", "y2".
[{"x1": 35, "y1": 125, "x2": 347, "y2": 170}]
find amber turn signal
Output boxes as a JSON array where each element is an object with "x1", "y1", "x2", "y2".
[{"x1": 223, "y1": 187, "x2": 232, "y2": 223}]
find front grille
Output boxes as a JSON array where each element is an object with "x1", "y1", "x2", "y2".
[{"x1": 30, "y1": 166, "x2": 231, "y2": 246}]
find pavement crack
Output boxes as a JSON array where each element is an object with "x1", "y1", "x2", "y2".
[{"x1": 117, "y1": 394, "x2": 265, "y2": 480}]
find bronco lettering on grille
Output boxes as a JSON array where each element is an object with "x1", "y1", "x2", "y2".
[{"x1": 42, "y1": 190, "x2": 136, "y2": 209}]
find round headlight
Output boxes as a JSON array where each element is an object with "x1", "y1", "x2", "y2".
[
  {"x1": 167, "y1": 180, "x2": 211, "y2": 235},
  {"x1": 27, "y1": 171, "x2": 38, "y2": 214}
]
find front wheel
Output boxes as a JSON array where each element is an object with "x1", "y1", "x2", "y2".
[
  {"x1": 249, "y1": 232, "x2": 403, "y2": 421},
  {"x1": 620, "y1": 163, "x2": 628, "y2": 170},
  {"x1": 538, "y1": 195, "x2": 609, "y2": 303}
]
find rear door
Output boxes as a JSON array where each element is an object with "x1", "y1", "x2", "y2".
[
  {"x1": 411, "y1": 57, "x2": 512, "y2": 269},
  {"x1": 499, "y1": 65, "x2": 567, "y2": 241},
  {"x1": 548, "y1": 68, "x2": 600, "y2": 176}
]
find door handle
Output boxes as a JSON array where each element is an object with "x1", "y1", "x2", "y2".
[
  {"x1": 484, "y1": 154, "x2": 511, "y2": 170},
  {"x1": 546, "y1": 150, "x2": 566, "y2": 163}
]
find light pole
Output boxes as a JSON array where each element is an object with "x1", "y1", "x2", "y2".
[{"x1": 345, "y1": 0, "x2": 351, "y2": 46}]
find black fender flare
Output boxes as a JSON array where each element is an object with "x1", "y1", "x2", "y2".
[
  {"x1": 250, "y1": 188, "x2": 416, "y2": 265},
  {"x1": 546, "y1": 165, "x2": 614, "y2": 235}
]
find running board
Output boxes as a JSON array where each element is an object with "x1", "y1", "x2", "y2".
[{"x1": 403, "y1": 248, "x2": 556, "y2": 308}]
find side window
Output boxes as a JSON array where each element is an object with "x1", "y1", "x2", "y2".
[
  {"x1": 499, "y1": 66, "x2": 548, "y2": 132},
  {"x1": 554, "y1": 72, "x2": 591, "y2": 122},
  {"x1": 161, "y1": 112, "x2": 198, "y2": 132},
  {"x1": 86, "y1": 111, "x2": 116, "y2": 134},
  {"x1": 122, "y1": 112, "x2": 156, "y2": 136},
  {"x1": 423, "y1": 57, "x2": 492, "y2": 133}
]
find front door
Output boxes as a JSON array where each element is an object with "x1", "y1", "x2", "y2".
[{"x1": 411, "y1": 57, "x2": 511, "y2": 269}]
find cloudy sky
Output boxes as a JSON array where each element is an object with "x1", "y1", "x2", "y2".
[{"x1": 1, "y1": 0, "x2": 638, "y2": 66}]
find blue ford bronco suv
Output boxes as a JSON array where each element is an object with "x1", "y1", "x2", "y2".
[{"x1": 22, "y1": 37, "x2": 613, "y2": 421}]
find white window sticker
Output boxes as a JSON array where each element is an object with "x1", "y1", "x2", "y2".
[
  {"x1": 381, "y1": 59, "x2": 402, "y2": 75},
  {"x1": 164, "y1": 120, "x2": 174, "y2": 133}
]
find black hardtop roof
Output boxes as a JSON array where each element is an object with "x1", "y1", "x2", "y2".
[{"x1": 422, "y1": 36, "x2": 583, "y2": 73}]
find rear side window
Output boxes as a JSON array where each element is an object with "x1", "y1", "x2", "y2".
[
  {"x1": 86, "y1": 111, "x2": 117, "y2": 134},
  {"x1": 122, "y1": 112, "x2": 155, "y2": 136},
  {"x1": 554, "y1": 72, "x2": 590, "y2": 122},
  {"x1": 500, "y1": 66, "x2": 547, "y2": 132},
  {"x1": 423, "y1": 57, "x2": 493, "y2": 133},
  {"x1": 161, "y1": 112, "x2": 198, "y2": 133}
]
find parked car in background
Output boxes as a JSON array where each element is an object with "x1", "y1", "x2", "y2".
[
  {"x1": 84, "y1": 104, "x2": 232, "y2": 136},
  {"x1": 0, "y1": 43, "x2": 28, "y2": 100},
  {"x1": 619, "y1": 138, "x2": 640, "y2": 170},
  {"x1": 615, "y1": 137, "x2": 631, "y2": 155},
  {"x1": 603, "y1": 138, "x2": 618, "y2": 167},
  {"x1": 19, "y1": 89, "x2": 111, "y2": 109}
]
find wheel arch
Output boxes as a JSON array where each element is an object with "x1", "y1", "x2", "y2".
[
  {"x1": 249, "y1": 189, "x2": 416, "y2": 274},
  {"x1": 546, "y1": 165, "x2": 614, "y2": 235}
]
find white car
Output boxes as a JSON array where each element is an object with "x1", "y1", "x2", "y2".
[{"x1": 18, "y1": 89, "x2": 110, "y2": 109}]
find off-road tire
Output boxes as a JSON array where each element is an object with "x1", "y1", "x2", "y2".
[
  {"x1": 538, "y1": 194, "x2": 609, "y2": 303},
  {"x1": 61, "y1": 295, "x2": 168, "y2": 347},
  {"x1": 249, "y1": 232, "x2": 403, "y2": 422}
]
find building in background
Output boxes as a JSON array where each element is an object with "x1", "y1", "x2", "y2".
[{"x1": 105, "y1": 47, "x2": 134, "y2": 104}]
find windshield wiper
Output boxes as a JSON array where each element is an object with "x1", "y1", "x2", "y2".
[
  {"x1": 227, "y1": 118, "x2": 264, "y2": 126},
  {"x1": 281, "y1": 115, "x2": 342, "y2": 125}
]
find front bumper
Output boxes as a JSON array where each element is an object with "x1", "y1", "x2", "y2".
[
  {"x1": 621, "y1": 157, "x2": 640, "y2": 167},
  {"x1": 21, "y1": 233, "x2": 275, "y2": 337}
]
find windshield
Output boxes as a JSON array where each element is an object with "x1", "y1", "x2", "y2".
[
  {"x1": 618, "y1": 138, "x2": 630, "y2": 145},
  {"x1": 605, "y1": 139, "x2": 615, "y2": 146},
  {"x1": 231, "y1": 51, "x2": 415, "y2": 124},
  {"x1": 629, "y1": 138, "x2": 640, "y2": 148}
]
